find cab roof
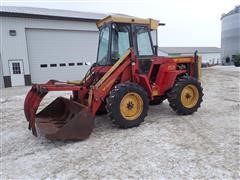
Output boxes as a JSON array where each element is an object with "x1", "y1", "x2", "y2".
[{"x1": 96, "y1": 15, "x2": 160, "y2": 30}]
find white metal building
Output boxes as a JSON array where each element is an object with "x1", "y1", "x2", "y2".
[
  {"x1": 0, "y1": 6, "x2": 158, "y2": 88},
  {"x1": 0, "y1": 6, "x2": 107, "y2": 88},
  {"x1": 158, "y1": 47, "x2": 222, "y2": 65}
]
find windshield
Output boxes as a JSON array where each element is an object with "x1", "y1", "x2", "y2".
[{"x1": 97, "y1": 26, "x2": 110, "y2": 66}]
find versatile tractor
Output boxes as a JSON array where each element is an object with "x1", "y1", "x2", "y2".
[{"x1": 24, "y1": 15, "x2": 203, "y2": 140}]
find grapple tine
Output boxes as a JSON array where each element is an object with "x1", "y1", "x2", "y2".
[
  {"x1": 24, "y1": 87, "x2": 34, "y2": 123},
  {"x1": 24, "y1": 85, "x2": 48, "y2": 136}
]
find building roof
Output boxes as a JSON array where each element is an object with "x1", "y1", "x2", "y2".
[
  {"x1": 96, "y1": 15, "x2": 159, "y2": 30},
  {"x1": 0, "y1": 6, "x2": 106, "y2": 22},
  {"x1": 0, "y1": 6, "x2": 162, "y2": 28},
  {"x1": 158, "y1": 47, "x2": 222, "y2": 54},
  {"x1": 221, "y1": 5, "x2": 240, "y2": 19}
]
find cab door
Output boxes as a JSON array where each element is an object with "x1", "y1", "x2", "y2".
[{"x1": 134, "y1": 25, "x2": 154, "y2": 73}]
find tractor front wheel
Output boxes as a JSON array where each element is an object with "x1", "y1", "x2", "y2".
[
  {"x1": 168, "y1": 76, "x2": 203, "y2": 115},
  {"x1": 106, "y1": 82, "x2": 149, "y2": 128}
]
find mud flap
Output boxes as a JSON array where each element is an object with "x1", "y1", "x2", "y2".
[{"x1": 35, "y1": 97, "x2": 95, "y2": 140}]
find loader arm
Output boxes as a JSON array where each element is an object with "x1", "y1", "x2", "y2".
[{"x1": 89, "y1": 49, "x2": 134, "y2": 114}]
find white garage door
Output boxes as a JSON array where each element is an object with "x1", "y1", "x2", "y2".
[{"x1": 26, "y1": 28, "x2": 99, "y2": 83}]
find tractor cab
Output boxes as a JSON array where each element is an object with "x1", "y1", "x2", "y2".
[{"x1": 95, "y1": 15, "x2": 160, "y2": 73}]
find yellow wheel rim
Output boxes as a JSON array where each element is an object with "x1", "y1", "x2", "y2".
[
  {"x1": 181, "y1": 84, "x2": 199, "y2": 108},
  {"x1": 120, "y1": 92, "x2": 143, "y2": 120}
]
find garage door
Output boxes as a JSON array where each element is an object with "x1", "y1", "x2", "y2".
[{"x1": 26, "y1": 29, "x2": 99, "y2": 83}]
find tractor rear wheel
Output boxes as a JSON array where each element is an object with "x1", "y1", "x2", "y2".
[
  {"x1": 106, "y1": 82, "x2": 149, "y2": 128},
  {"x1": 168, "y1": 76, "x2": 203, "y2": 115}
]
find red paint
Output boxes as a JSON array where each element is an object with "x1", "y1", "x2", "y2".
[{"x1": 24, "y1": 48, "x2": 197, "y2": 136}]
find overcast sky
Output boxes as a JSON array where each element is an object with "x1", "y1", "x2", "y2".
[{"x1": 1, "y1": 0, "x2": 239, "y2": 47}]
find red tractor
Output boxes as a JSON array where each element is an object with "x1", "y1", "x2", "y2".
[{"x1": 24, "y1": 15, "x2": 203, "y2": 140}]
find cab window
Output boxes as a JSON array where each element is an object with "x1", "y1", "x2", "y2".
[
  {"x1": 97, "y1": 26, "x2": 110, "y2": 65},
  {"x1": 136, "y1": 26, "x2": 153, "y2": 56}
]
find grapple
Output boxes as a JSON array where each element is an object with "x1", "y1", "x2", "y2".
[{"x1": 24, "y1": 80, "x2": 95, "y2": 141}]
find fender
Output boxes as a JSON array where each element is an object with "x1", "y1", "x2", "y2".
[{"x1": 154, "y1": 63, "x2": 187, "y2": 95}]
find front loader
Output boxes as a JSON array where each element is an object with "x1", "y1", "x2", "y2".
[{"x1": 24, "y1": 15, "x2": 203, "y2": 141}]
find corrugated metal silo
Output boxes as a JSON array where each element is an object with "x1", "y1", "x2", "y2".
[{"x1": 221, "y1": 5, "x2": 240, "y2": 64}]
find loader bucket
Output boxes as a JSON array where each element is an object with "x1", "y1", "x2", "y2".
[{"x1": 35, "y1": 97, "x2": 94, "y2": 140}]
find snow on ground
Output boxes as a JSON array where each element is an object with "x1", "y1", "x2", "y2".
[
  {"x1": 1, "y1": 67, "x2": 240, "y2": 179},
  {"x1": 209, "y1": 65, "x2": 240, "y2": 72}
]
